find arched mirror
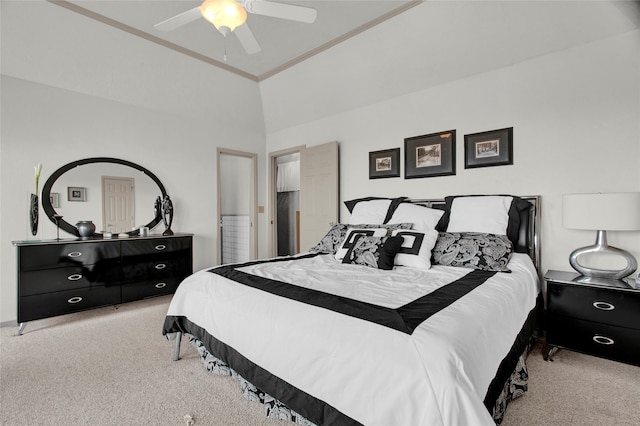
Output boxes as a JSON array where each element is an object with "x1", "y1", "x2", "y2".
[{"x1": 42, "y1": 157, "x2": 167, "y2": 238}]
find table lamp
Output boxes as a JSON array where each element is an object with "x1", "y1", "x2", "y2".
[{"x1": 563, "y1": 192, "x2": 640, "y2": 280}]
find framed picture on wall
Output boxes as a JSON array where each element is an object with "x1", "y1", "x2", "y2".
[
  {"x1": 464, "y1": 127, "x2": 513, "y2": 168},
  {"x1": 67, "y1": 187, "x2": 86, "y2": 202},
  {"x1": 404, "y1": 130, "x2": 456, "y2": 179},
  {"x1": 369, "y1": 148, "x2": 400, "y2": 179}
]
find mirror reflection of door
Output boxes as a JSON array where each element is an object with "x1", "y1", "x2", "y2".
[
  {"x1": 217, "y1": 148, "x2": 257, "y2": 265},
  {"x1": 102, "y1": 176, "x2": 135, "y2": 233}
]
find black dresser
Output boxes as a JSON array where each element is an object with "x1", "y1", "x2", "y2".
[
  {"x1": 545, "y1": 270, "x2": 640, "y2": 366},
  {"x1": 13, "y1": 233, "x2": 193, "y2": 334}
]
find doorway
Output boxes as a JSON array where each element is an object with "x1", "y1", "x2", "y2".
[
  {"x1": 268, "y1": 141, "x2": 339, "y2": 256},
  {"x1": 217, "y1": 148, "x2": 257, "y2": 265}
]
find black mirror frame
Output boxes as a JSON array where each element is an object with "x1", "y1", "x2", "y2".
[{"x1": 41, "y1": 157, "x2": 168, "y2": 238}]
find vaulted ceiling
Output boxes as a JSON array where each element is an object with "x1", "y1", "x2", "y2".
[{"x1": 51, "y1": 0, "x2": 420, "y2": 81}]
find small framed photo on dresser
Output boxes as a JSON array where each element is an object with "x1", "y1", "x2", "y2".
[
  {"x1": 464, "y1": 127, "x2": 513, "y2": 169},
  {"x1": 404, "y1": 130, "x2": 456, "y2": 179},
  {"x1": 369, "y1": 148, "x2": 400, "y2": 179}
]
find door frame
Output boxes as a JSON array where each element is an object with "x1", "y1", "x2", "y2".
[
  {"x1": 268, "y1": 145, "x2": 305, "y2": 258},
  {"x1": 216, "y1": 147, "x2": 258, "y2": 265}
]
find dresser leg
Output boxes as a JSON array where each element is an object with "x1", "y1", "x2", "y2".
[
  {"x1": 16, "y1": 322, "x2": 26, "y2": 336},
  {"x1": 542, "y1": 344, "x2": 558, "y2": 361},
  {"x1": 172, "y1": 332, "x2": 182, "y2": 361}
]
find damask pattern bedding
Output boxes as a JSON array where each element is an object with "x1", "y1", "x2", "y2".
[{"x1": 163, "y1": 251, "x2": 539, "y2": 425}]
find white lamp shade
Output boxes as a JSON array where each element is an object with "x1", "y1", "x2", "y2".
[{"x1": 563, "y1": 192, "x2": 640, "y2": 231}]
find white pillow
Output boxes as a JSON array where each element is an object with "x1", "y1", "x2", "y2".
[
  {"x1": 349, "y1": 199, "x2": 392, "y2": 225},
  {"x1": 335, "y1": 228, "x2": 388, "y2": 260},
  {"x1": 392, "y1": 229, "x2": 439, "y2": 269},
  {"x1": 387, "y1": 203, "x2": 444, "y2": 232},
  {"x1": 446, "y1": 196, "x2": 513, "y2": 235}
]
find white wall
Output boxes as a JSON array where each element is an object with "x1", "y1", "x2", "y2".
[
  {"x1": 265, "y1": 30, "x2": 640, "y2": 279},
  {"x1": 0, "y1": 0, "x2": 267, "y2": 324}
]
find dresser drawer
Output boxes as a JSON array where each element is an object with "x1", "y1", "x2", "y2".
[
  {"x1": 547, "y1": 314, "x2": 640, "y2": 366},
  {"x1": 19, "y1": 265, "x2": 121, "y2": 296},
  {"x1": 121, "y1": 277, "x2": 181, "y2": 302},
  {"x1": 121, "y1": 257, "x2": 190, "y2": 283},
  {"x1": 19, "y1": 242, "x2": 120, "y2": 271},
  {"x1": 18, "y1": 286, "x2": 121, "y2": 323},
  {"x1": 121, "y1": 237, "x2": 192, "y2": 258},
  {"x1": 547, "y1": 282, "x2": 640, "y2": 328}
]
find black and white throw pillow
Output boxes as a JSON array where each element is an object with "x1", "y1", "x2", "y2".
[
  {"x1": 309, "y1": 223, "x2": 412, "y2": 255},
  {"x1": 334, "y1": 228, "x2": 389, "y2": 261},
  {"x1": 432, "y1": 232, "x2": 513, "y2": 272},
  {"x1": 342, "y1": 235, "x2": 404, "y2": 270},
  {"x1": 391, "y1": 229, "x2": 439, "y2": 269}
]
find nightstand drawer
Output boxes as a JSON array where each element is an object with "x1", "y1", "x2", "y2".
[
  {"x1": 547, "y1": 282, "x2": 640, "y2": 329},
  {"x1": 547, "y1": 314, "x2": 640, "y2": 366}
]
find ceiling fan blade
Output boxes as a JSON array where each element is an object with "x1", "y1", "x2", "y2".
[
  {"x1": 234, "y1": 24, "x2": 261, "y2": 54},
  {"x1": 246, "y1": 0, "x2": 317, "y2": 24},
  {"x1": 154, "y1": 7, "x2": 202, "y2": 32}
]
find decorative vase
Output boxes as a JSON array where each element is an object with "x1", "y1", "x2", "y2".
[
  {"x1": 161, "y1": 195, "x2": 174, "y2": 236},
  {"x1": 76, "y1": 221, "x2": 96, "y2": 238},
  {"x1": 29, "y1": 193, "x2": 39, "y2": 236}
]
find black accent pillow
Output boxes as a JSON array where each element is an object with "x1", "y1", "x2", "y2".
[
  {"x1": 435, "y1": 195, "x2": 531, "y2": 251},
  {"x1": 432, "y1": 232, "x2": 513, "y2": 272},
  {"x1": 309, "y1": 223, "x2": 412, "y2": 255},
  {"x1": 342, "y1": 235, "x2": 404, "y2": 270}
]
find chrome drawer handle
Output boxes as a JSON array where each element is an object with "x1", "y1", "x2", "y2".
[
  {"x1": 593, "y1": 335, "x2": 614, "y2": 345},
  {"x1": 155, "y1": 282, "x2": 167, "y2": 289},
  {"x1": 154, "y1": 245, "x2": 166, "y2": 251},
  {"x1": 67, "y1": 296, "x2": 83, "y2": 304},
  {"x1": 593, "y1": 301, "x2": 615, "y2": 311},
  {"x1": 155, "y1": 263, "x2": 167, "y2": 270},
  {"x1": 67, "y1": 252, "x2": 82, "y2": 258},
  {"x1": 67, "y1": 274, "x2": 82, "y2": 281}
]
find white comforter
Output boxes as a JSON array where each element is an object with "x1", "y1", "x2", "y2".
[{"x1": 166, "y1": 253, "x2": 539, "y2": 425}]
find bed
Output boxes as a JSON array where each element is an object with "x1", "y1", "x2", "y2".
[{"x1": 163, "y1": 195, "x2": 542, "y2": 425}]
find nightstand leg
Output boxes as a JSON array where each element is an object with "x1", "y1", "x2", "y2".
[{"x1": 16, "y1": 322, "x2": 26, "y2": 336}]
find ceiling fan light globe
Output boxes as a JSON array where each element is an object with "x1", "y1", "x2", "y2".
[{"x1": 201, "y1": 0, "x2": 247, "y2": 32}]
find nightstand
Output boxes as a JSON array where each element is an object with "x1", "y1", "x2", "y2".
[{"x1": 544, "y1": 270, "x2": 640, "y2": 367}]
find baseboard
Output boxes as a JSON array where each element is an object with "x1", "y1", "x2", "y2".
[{"x1": 0, "y1": 320, "x2": 18, "y2": 328}]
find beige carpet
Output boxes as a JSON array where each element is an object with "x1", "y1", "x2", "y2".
[{"x1": 1, "y1": 296, "x2": 639, "y2": 426}]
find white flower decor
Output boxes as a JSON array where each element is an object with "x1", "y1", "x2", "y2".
[{"x1": 34, "y1": 163, "x2": 42, "y2": 195}]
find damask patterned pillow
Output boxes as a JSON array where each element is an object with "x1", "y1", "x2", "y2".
[
  {"x1": 309, "y1": 223, "x2": 413, "y2": 255},
  {"x1": 432, "y1": 232, "x2": 513, "y2": 272},
  {"x1": 342, "y1": 235, "x2": 404, "y2": 270}
]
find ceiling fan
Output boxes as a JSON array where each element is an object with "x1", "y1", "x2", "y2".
[{"x1": 154, "y1": 0, "x2": 317, "y2": 54}]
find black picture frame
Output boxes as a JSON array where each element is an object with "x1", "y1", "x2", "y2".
[
  {"x1": 369, "y1": 148, "x2": 400, "y2": 179},
  {"x1": 404, "y1": 130, "x2": 456, "y2": 179},
  {"x1": 67, "y1": 186, "x2": 86, "y2": 202},
  {"x1": 464, "y1": 127, "x2": 513, "y2": 169}
]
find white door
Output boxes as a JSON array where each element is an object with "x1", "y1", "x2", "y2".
[
  {"x1": 217, "y1": 148, "x2": 257, "y2": 265},
  {"x1": 299, "y1": 141, "x2": 339, "y2": 251},
  {"x1": 102, "y1": 176, "x2": 135, "y2": 233}
]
